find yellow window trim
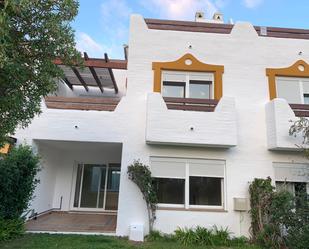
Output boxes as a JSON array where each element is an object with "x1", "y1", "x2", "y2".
[
  {"x1": 152, "y1": 53, "x2": 224, "y2": 100},
  {"x1": 266, "y1": 60, "x2": 309, "y2": 100}
]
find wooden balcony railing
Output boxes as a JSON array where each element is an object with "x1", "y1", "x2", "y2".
[
  {"x1": 289, "y1": 104, "x2": 309, "y2": 117},
  {"x1": 163, "y1": 97, "x2": 219, "y2": 112},
  {"x1": 45, "y1": 96, "x2": 120, "y2": 111}
]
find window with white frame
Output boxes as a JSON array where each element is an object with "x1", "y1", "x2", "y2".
[
  {"x1": 273, "y1": 162, "x2": 309, "y2": 207},
  {"x1": 151, "y1": 157, "x2": 225, "y2": 209},
  {"x1": 162, "y1": 71, "x2": 213, "y2": 99},
  {"x1": 276, "y1": 77, "x2": 309, "y2": 104}
]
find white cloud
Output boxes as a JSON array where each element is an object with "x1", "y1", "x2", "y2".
[
  {"x1": 142, "y1": 0, "x2": 223, "y2": 20},
  {"x1": 75, "y1": 32, "x2": 112, "y2": 58},
  {"x1": 243, "y1": 0, "x2": 263, "y2": 8}
]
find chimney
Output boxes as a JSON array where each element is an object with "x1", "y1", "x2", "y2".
[
  {"x1": 195, "y1": 11, "x2": 224, "y2": 24},
  {"x1": 212, "y1": 12, "x2": 224, "y2": 23},
  {"x1": 195, "y1": 11, "x2": 205, "y2": 22}
]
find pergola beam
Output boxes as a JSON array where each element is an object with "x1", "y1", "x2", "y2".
[
  {"x1": 62, "y1": 77, "x2": 73, "y2": 90},
  {"x1": 71, "y1": 67, "x2": 89, "y2": 92},
  {"x1": 53, "y1": 58, "x2": 127, "y2": 70},
  {"x1": 104, "y1": 53, "x2": 118, "y2": 94},
  {"x1": 84, "y1": 52, "x2": 104, "y2": 93}
]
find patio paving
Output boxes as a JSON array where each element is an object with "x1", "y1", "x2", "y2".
[{"x1": 26, "y1": 211, "x2": 117, "y2": 233}]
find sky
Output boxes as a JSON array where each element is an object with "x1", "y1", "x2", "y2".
[{"x1": 72, "y1": 0, "x2": 309, "y2": 59}]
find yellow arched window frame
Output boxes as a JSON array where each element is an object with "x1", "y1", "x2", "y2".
[
  {"x1": 152, "y1": 53, "x2": 224, "y2": 100},
  {"x1": 266, "y1": 60, "x2": 309, "y2": 100}
]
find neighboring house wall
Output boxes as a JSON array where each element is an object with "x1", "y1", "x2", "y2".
[{"x1": 14, "y1": 14, "x2": 309, "y2": 237}]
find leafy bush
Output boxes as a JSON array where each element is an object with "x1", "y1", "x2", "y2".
[
  {"x1": 249, "y1": 178, "x2": 309, "y2": 249},
  {"x1": 174, "y1": 227, "x2": 197, "y2": 245},
  {"x1": 0, "y1": 145, "x2": 40, "y2": 240},
  {"x1": 173, "y1": 226, "x2": 248, "y2": 246},
  {"x1": 194, "y1": 226, "x2": 214, "y2": 245},
  {"x1": 0, "y1": 218, "x2": 25, "y2": 241}
]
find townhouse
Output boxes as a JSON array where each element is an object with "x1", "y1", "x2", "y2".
[{"x1": 14, "y1": 12, "x2": 309, "y2": 238}]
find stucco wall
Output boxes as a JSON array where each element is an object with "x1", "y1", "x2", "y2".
[
  {"x1": 14, "y1": 14, "x2": 309, "y2": 237},
  {"x1": 116, "y1": 15, "x2": 309, "y2": 237}
]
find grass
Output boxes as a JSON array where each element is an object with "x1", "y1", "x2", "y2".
[{"x1": 0, "y1": 233, "x2": 261, "y2": 249}]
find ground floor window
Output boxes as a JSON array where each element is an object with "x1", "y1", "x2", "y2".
[
  {"x1": 151, "y1": 157, "x2": 225, "y2": 209},
  {"x1": 273, "y1": 162, "x2": 309, "y2": 208}
]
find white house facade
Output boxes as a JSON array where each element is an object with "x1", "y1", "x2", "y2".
[{"x1": 14, "y1": 13, "x2": 309, "y2": 238}]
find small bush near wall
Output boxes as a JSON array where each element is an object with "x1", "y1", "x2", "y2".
[
  {"x1": 0, "y1": 145, "x2": 40, "y2": 241},
  {"x1": 147, "y1": 226, "x2": 250, "y2": 247},
  {"x1": 249, "y1": 178, "x2": 309, "y2": 249}
]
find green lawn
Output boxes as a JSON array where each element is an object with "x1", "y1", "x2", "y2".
[{"x1": 0, "y1": 234, "x2": 261, "y2": 249}]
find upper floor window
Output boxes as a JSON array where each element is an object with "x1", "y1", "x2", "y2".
[
  {"x1": 276, "y1": 77, "x2": 309, "y2": 104},
  {"x1": 162, "y1": 71, "x2": 213, "y2": 99},
  {"x1": 266, "y1": 60, "x2": 309, "y2": 102},
  {"x1": 152, "y1": 53, "x2": 224, "y2": 100}
]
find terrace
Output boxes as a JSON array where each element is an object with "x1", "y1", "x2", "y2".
[{"x1": 47, "y1": 52, "x2": 127, "y2": 112}]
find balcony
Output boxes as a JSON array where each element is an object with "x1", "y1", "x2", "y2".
[
  {"x1": 146, "y1": 93, "x2": 237, "y2": 148},
  {"x1": 265, "y1": 98, "x2": 307, "y2": 150},
  {"x1": 45, "y1": 96, "x2": 120, "y2": 111}
]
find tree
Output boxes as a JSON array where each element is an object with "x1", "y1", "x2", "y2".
[
  {"x1": 0, "y1": 145, "x2": 40, "y2": 241},
  {"x1": 127, "y1": 160, "x2": 158, "y2": 232},
  {"x1": 289, "y1": 117, "x2": 309, "y2": 158},
  {"x1": 0, "y1": 0, "x2": 81, "y2": 145}
]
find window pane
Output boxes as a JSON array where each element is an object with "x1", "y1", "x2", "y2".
[
  {"x1": 190, "y1": 177, "x2": 222, "y2": 206},
  {"x1": 304, "y1": 94, "x2": 309, "y2": 104},
  {"x1": 105, "y1": 169, "x2": 120, "y2": 210},
  {"x1": 276, "y1": 78, "x2": 302, "y2": 103},
  {"x1": 162, "y1": 81, "x2": 185, "y2": 98},
  {"x1": 80, "y1": 165, "x2": 101, "y2": 208},
  {"x1": 189, "y1": 80, "x2": 211, "y2": 99},
  {"x1": 154, "y1": 178, "x2": 185, "y2": 204}
]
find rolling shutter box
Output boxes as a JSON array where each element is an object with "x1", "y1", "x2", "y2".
[
  {"x1": 150, "y1": 157, "x2": 225, "y2": 178},
  {"x1": 273, "y1": 162, "x2": 309, "y2": 183},
  {"x1": 150, "y1": 157, "x2": 186, "y2": 178},
  {"x1": 189, "y1": 159, "x2": 225, "y2": 177}
]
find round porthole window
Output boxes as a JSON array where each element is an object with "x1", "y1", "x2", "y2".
[
  {"x1": 185, "y1": 59, "x2": 192, "y2": 65},
  {"x1": 298, "y1": 65, "x2": 305, "y2": 72}
]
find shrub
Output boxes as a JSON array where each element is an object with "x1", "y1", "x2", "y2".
[
  {"x1": 194, "y1": 226, "x2": 214, "y2": 245},
  {"x1": 0, "y1": 218, "x2": 25, "y2": 241},
  {"x1": 127, "y1": 160, "x2": 157, "y2": 232},
  {"x1": 249, "y1": 178, "x2": 309, "y2": 249},
  {"x1": 212, "y1": 225, "x2": 231, "y2": 246},
  {"x1": 173, "y1": 226, "x2": 246, "y2": 246},
  {"x1": 174, "y1": 227, "x2": 197, "y2": 245},
  {"x1": 0, "y1": 145, "x2": 40, "y2": 240}
]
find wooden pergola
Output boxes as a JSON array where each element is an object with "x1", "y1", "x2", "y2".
[{"x1": 54, "y1": 52, "x2": 127, "y2": 94}]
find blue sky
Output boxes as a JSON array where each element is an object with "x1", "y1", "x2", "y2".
[{"x1": 72, "y1": 0, "x2": 309, "y2": 59}]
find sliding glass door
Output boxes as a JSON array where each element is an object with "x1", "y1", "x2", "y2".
[{"x1": 73, "y1": 164, "x2": 120, "y2": 211}]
